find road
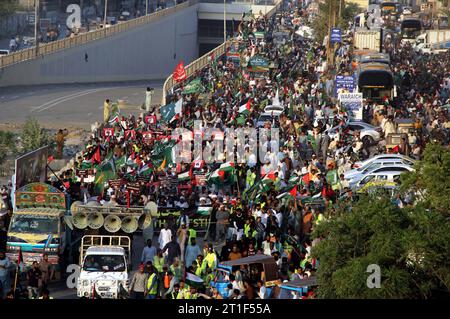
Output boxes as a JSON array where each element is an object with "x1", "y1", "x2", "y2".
[
  {"x1": 43, "y1": 233, "x2": 216, "y2": 299},
  {"x1": 0, "y1": 80, "x2": 164, "y2": 130}
]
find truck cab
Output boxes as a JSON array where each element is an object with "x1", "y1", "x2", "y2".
[
  {"x1": 6, "y1": 208, "x2": 66, "y2": 266},
  {"x1": 77, "y1": 235, "x2": 130, "y2": 299}
]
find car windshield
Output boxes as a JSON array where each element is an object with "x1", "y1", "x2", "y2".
[
  {"x1": 83, "y1": 254, "x2": 126, "y2": 272},
  {"x1": 9, "y1": 215, "x2": 58, "y2": 234}
]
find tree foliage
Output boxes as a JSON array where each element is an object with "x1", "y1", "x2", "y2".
[
  {"x1": 312, "y1": 0, "x2": 362, "y2": 43},
  {"x1": 0, "y1": 131, "x2": 16, "y2": 167},
  {"x1": 0, "y1": 0, "x2": 19, "y2": 19},
  {"x1": 20, "y1": 118, "x2": 52, "y2": 154},
  {"x1": 312, "y1": 144, "x2": 450, "y2": 298}
]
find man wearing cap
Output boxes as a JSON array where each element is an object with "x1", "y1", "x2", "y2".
[{"x1": 129, "y1": 264, "x2": 148, "y2": 299}]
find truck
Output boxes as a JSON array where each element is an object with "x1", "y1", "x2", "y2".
[
  {"x1": 414, "y1": 29, "x2": 450, "y2": 53},
  {"x1": 6, "y1": 182, "x2": 69, "y2": 273},
  {"x1": 77, "y1": 235, "x2": 131, "y2": 299},
  {"x1": 353, "y1": 28, "x2": 382, "y2": 52}
]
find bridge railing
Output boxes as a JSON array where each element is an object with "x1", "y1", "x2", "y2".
[
  {"x1": 161, "y1": 0, "x2": 282, "y2": 104},
  {"x1": 0, "y1": 1, "x2": 193, "y2": 69}
]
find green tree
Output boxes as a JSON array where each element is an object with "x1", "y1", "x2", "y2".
[
  {"x1": 312, "y1": 0, "x2": 362, "y2": 43},
  {"x1": 0, "y1": 0, "x2": 19, "y2": 19},
  {"x1": 20, "y1": 117, "x2": 52, "y2": 154},
  {"x1": 312, "y1": 144, "x2": 450, "y2": 298},
  {"x1": 0, "y1": 131, "x2": 16, "y2": 168}
]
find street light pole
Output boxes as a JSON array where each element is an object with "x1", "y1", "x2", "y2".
[
  {"x1": 224, "y1": 0, "x2": 226, "y2": 42},
  {"x1": 34, "y1": 0, "x2": 40, "y2": 57},
  {"x1": 104, "y1": 0, "x2": 108, "y2": 27}
]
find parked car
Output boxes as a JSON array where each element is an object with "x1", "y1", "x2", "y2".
[
  {"x1": 344, "y1": 158, "x2": 415, "y2": 181},
  {"x1": 350, "y1": 165, "x2": 414, "y2": 189},
  {"x1": 352, "y1": 154, "x2": 415, "y2": 169},
  {"x1": 256, "y1": 112, "x2": 280, "y2": 128},
  {"x1": 0, "y1": 49, "x2": 10, "y2": 56},
  {"x1": 263, "y1": 104, "x2": 285, "y2": 116},
  {"x1": 325, "y1": 121, "x2": 382, "y2": 145}
]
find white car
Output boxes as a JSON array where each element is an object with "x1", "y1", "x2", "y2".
[
  {"x1": 349, "y1": 164, "x2": 414, "y2": 188},
  {"x1": 263, "y1": 104, "x2": 284, "y2": 116},
  {"x1": 352, "y1": 154, "x2": 416, "y2": 169},
  {"x1": 353, "y1": 170, "x2": 410, "y2": 190},
  {"x1": 325, "y1": 121, "x2": 382, "y2": 145},
  {"x1": 0, "y1": 49, "x2": 10, "y2": 56},
  {"x1": 344, "y1": 159, "x2": 414, "y2": 183}
]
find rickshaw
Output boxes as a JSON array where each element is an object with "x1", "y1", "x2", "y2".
[
  {"x1": 277, "y1": 276, "x2": 318, "y2": 299},
  {"x1": 211, "y1": 255, "x2": 279, "y2": 298}
]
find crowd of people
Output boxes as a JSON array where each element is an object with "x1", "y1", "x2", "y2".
[{"x1": 1, "y1": 0, "x2": 449, "y2": 299}]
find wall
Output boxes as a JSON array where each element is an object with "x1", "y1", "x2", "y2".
[{"x1": 0, "y1": 5, "x2": 198, "y2": 87}]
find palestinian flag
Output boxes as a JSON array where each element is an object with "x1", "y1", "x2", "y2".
[
  {"x1": 239, "y1": 99, "x2": 252, "y2": 115},
  {"x1": 207, "y1": 162, "x2": 236, "y2": 186},
  {"x1": 160, "y1": 98, "x2": 182, "y2": 123},
  {"x1": 178, "y1": 171, "x2": 191, "y2": 182},
  {"x1": 138, "y1": 164, "x2": 153, "y2": 178},
  {"x1": 185, "y1": 272, "x2": 204, "y2": 289},
  {"x1": 197, "y1": 207, "x2": 212, "y2": 216},
  {"x1": 276, "y1": 185, "x2": 298, "y2": 200},
  {"x1": 262, "y1": 171, "x2": 276, "y2": 184}
]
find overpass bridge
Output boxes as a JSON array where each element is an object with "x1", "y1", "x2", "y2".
[{"x1": 0, "y1": 0, "x2": 279, "y2": 88}]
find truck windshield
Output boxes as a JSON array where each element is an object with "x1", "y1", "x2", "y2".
[
  {"x1": 9, "y1": 215, "x2": 58, "y2": 234},
  {"x1": 83, "y1": 255, "x2": 126, "y2": 272}
]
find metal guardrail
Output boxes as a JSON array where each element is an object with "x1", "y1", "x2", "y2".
[
  {"x1": 0, "y1": 1, "x2": 192, "y2": 69},
  {"x1": 161, "y1": 0, "x2": 282, "y2": 104}
]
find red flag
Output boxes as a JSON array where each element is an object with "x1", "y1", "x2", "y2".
[
  {"x1": 392, "y1": 145, "x2": 400, "y2": 153},
  {"x1": 289, "y1": 185, "x2": 298, "y2": 197},
  {"x1": 302, "y1": 173, "x2": 311, "y2": 185},
  {"x1": 173, "y1": 61, "x2": 187, "y2": 83},
  {"x1": 47, "y1": 155, "x2": 54, "y2": 163},
  {"x1": 91, "y1": 146, "x2": 101, "y2": 164}
]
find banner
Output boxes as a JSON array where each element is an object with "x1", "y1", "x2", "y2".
[
  {"x1": 153, "y1": 208, "x2": 211, "y2": 234},
  {"x1": 338, "y1": 93, "x2": 363, "y2": 120},
  {"x1": 330, "y1": 28, "x2": 342, "y2": 44},
  {"x1": 335, "y1": 75, "x2": 355, "y2": 97},
  {"x1": 247, "y1": 56, "x2": 270, "y2": 72},
  {"x1": 173, "y1": 61, "x2": 187, "y2": 83},
  {"x1": 14, "y1": 146, "x2": 49, "y2": 189}
]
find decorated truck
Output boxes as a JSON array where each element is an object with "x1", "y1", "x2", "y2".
[{"x1": 6, "y1": 182, "x2": 69, "y2": 271}]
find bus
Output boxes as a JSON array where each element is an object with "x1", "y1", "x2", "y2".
[
  {"x1": 359, "y1": 52, "x2": 390, "y2": 65},
  {"x1": 380, "y1": 2, "x2": 397, "y2": 16},
  {"x1": 357, "y1": 62, "x2": 394, "y2": 103},
  {"x1": 400, "y1": 18, "x2": 422, "y2": 43}
]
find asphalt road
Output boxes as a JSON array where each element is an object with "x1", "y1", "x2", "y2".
[{"x1": 0, "y1": 80, "x2": 164, "y2": 130}]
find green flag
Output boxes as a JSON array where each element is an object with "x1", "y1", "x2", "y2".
[
  {"x1": 182, "y1": 78, "x2": 204, "y2": 95},
  {"x1": 93, "y1": 160, "x2": 117, "y2": 194}
]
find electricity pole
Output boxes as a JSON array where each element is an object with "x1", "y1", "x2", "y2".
[
  {"x1": 224, "y1": 0, "x2": 226, "y2": 42},
  {"x1": 34, "y1": 0, "x2": 40, "y2": 57},
  {"x1": 104, "y1": 0, "x2": 108, "y2": 27}
]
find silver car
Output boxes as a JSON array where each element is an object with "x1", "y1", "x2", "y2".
[
  {"x1": 349, "y1": 164, "x2": 414, "y2": 188},
  {"x1": 325, "y1": 121, "x2": 382, "y2": 145},
  {"x1": 344, "y1": 158, "x2": 415, "y2": 181},
  {"x1": 352, "y1": 154, "x2": 416, "y2": 169}
]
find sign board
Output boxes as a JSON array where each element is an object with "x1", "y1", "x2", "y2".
[
  {"x1": 153, "y1": 208, "x2": 210, "y2": 234},
  {"x1": 15, "y1": 146, "x2": 49, "y2": 189},
  {"x1": 15, "y1": 182, "x2": 66, "y2": 210},
  {"x1": 338, "y1": 93, "x2": 363, "y2": 120},
  {"x1": 330, "y1": 28, "x2": 342, "y2": 44},
  {"x1": 335, "y1": 75, "x2": 355, "y2": 97}
]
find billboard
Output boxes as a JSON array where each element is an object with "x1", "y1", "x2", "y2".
[
  {"x1": 14, "y1": 145, "x2": 49, "y2": 189},
  {"x1": 335, "y1": 75, "x2": 356, "y2": 97},
  {"x1": 338, "y1": 93, "x2": 363, "y2": 120}
]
